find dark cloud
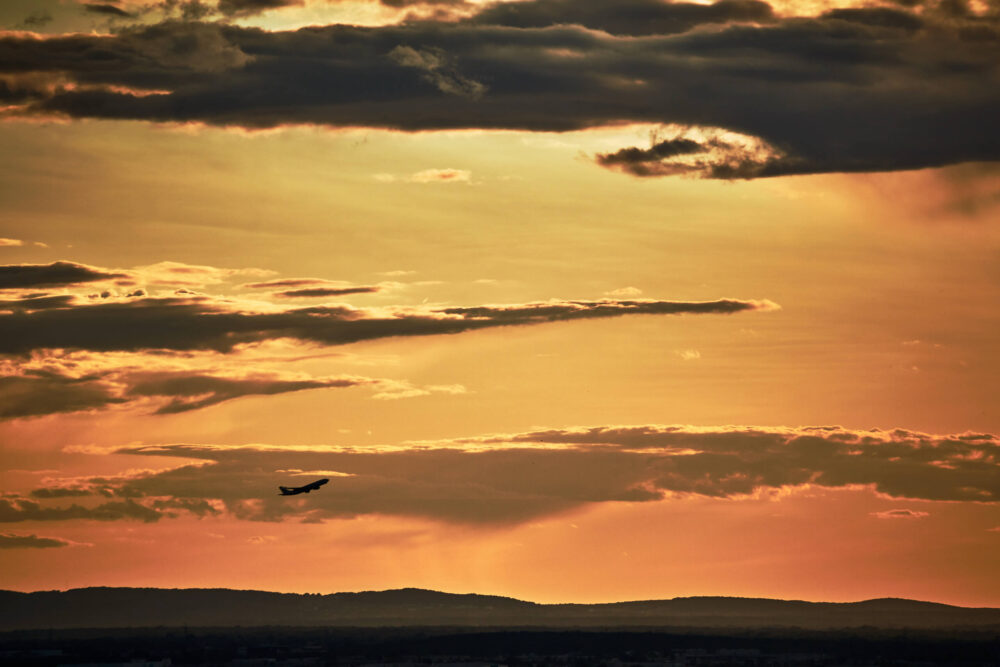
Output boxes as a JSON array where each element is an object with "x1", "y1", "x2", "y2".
[
  {"x1": 822, "y1": 8, "x2": 925, "y2": 31},
  {"x1": 0, "y1": 374, "x2": 126, "y2": 419},
  {"x1": 0, "y1": 367, "x2": 377, "y2": 419},
  {"x1": 273, "y1": 287, "x2": 382, "y2": 298},
  {"x1": 38, "y1": 425, "x2": 994, "y2": 526},
  {"x1": 2, "y1": 12, "x2": 997, "y2": 177},
  {"x1": 388, "y1": 45, "x2": 487, "y2": 98},
  {"x1": 238, "y1": 274, "x2": 389, "y2": 295},
  {"x1": 244, "y1": 278, "x2": 346, "y2": 289},
  {"x1": 82, "y1": 3, "x2": 133, "y2": 18},
  {"x1": 18, "y1": 12, "x2": 54, "y2": 29},
  {"x1": 0, "y1": 294, "x2": 78, "y2": 311},
  {"x1": 0, "y1": 532, "x2": 73, "y2": 549},
  {"x1": 596, "y1": 137, "x2": 708, "y2": 177},
  {"x1": 148, "y1": 497, "x2": 221, "y2": 516},
  {"x1": 274, "y1": 287, "x2": 379, "y2": 298},
  {"x1": 463, "y1": 0, "x2": 775, "y2": 36},
  {"x1": 217, "y1": 0, "x2": 304, "y2": 17},
  {"x1": 127, "y1": 371, "x2": 373, "y2": 414},
  {"x1": 0, "y1": 262, "x2": 125, "y2": 289},
  {"x1": 158, "y1": 0, "x2": 216, "y2": 21},
  {"x1": 0, "y1": 497, "x2": 163, "y2": 523},
  {"x1": 0, "y1": 291, "x2": 772, "y2": 355},
  {"x1": 872, "y1": 508, "x2": 930, "y2": 519}
]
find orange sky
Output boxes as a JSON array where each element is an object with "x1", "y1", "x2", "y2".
[{"x1": 0, "y1": 0, "x2": 998, "y2": 607}]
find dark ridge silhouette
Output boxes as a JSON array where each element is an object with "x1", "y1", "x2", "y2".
[{"x1": 0, "y1": 587, "x2": 998, "y2": 631}]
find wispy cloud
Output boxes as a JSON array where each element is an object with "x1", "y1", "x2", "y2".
[
  {"x1": 375, "y1": 169, "x2": 473, "y2": 184},
  {"x1": 871, "y1": 509, "x2": 930, "y2": 519},
  {"x1": 0, "y1": 532, "x2": 83, "y2": 549},
  {"x1": 0, "y1": 261, "x2": 775, "y2": 355}
]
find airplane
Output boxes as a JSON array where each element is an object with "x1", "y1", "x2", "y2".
[{"x1": 278, "y1": 478, "x2": 330, "y2": 496}]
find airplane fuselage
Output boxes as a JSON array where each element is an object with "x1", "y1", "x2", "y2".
[{"x1": 278, "y1": 478, "x2": 330, "y2": 496}]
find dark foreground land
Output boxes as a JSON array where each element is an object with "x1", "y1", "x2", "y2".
[
  {"x1": 2, "y1": 626, "x2": 999, "y2": 667},
  {"x1": 2, "y1": 589, "x2": 998, "y2": 666},
  {"x1": 4, "y1": 588, "x2": 1000, "y2": 631}
]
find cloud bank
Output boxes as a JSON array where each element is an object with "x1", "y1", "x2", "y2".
[
  {"x1": 15, "y1": 425, "x2": 997, "y2": 526},
  {"x1": 1, "y1": 3, "x2": 997, "y2": 177}
]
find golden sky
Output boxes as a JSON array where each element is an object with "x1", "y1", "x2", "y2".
[{"x1": 0, "y1": 0, "x2": 998, "y2": 606}]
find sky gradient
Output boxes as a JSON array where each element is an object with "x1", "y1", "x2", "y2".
[{"x1": 1, "y1": 0, "x2": 998, "y2": 607}]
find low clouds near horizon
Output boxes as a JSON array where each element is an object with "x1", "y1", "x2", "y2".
[{"x1": 11, "y1": 425, "x2": 997, "y2": 526}]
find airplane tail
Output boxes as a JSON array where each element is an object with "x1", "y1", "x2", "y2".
[{"x1": 278, "y1": 486, "x2": 294, "y2": 495}]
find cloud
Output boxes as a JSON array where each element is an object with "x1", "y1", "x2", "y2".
[
  {"x1": 0, "y1": 373, "x2": 128, "y2": 419},
  {"x1": 388, "y1": 45, "x2": 487, "y2": 98},
  {"x1": 0, "y1": 261, "x2": 125, "y2": 289},
  {"x1": 0, "y1": 497, "x2": 164, "y2": 523},
  {"x1": 0, "y1": 346, "x2": 478, "y2": 419},
  {"x1": 0, "y1": 285, "x2": 774, "y2": 355},
  {"x1": 17, "y1": 12, "x2": 54, "y2": 29},
  {"x1": 22, "y1": 425, "x2": 995, "y2": 526},
  {"x1": 0, "y1": 238, "x2": 23, "y2": 247},
  {"x1": 0, "y1": 532, "x2": 76, "y2": 549},
  {"x1": 871, "y1": 508, "x2": 930, "y2": 519},
  {"x1": 82, "y1": 3, "x2": 134, "y2": 18},
  {"x1": 30, "y1": 487, "x2": 95, "y2": 499},
  {"x1": 217, "y1": 0, "x2": 304, "y2": 17},
  {"x1": 0, "y1": 363, "x2": 431, "y2": 419},
  {"x1": 594, "y1": 129, "x2": 796, "y2": 179},
  {"x1": 2, "y1": 10, "x2": 997, "y2": 177},
  {"x1": 604, "y1": 287, "x2": 643, "y2": 298},
  {"x1": 823, "y1": 7, "x2": 926, "y2": 31},
  {"x1": 273, "y1": 287, "x2": 382, "y2": 298},
  {"x1": 127, "y1": 370, "x2": 376, "y2": 414},
  {"x1": 464, "y1": 0, "x2": 776, "y2": 36},
  {"x1": 375, "y1": 169, "x2": 473, "y2": 183},
  {"x1": 409, "y1": 168, "x2": 472, "y2": 183},
  {"x1": 132, "y1": 261, "x2": 272, "y2": 288}
]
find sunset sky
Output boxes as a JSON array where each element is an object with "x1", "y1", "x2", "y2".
[{"x1": 1, "y1": 0, "x2": 998, "y2": 607}]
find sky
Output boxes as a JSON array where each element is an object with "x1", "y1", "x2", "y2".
[{"x1": 0, "y1": 0, "x2": 998, "y2": 607}]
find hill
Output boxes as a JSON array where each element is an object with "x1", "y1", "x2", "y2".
[{"x1": 1, "y1": 587, "x2": 998, "y2": 631}]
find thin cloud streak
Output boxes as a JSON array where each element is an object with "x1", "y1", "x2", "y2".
[
  {"x1": 0, "y1": 365, "x2": 464, "y2": 419},
  {"x1": 0, "y1": 291, "x2": 774, "y2": 354},
  {"x1": 0, "y1": 532, "x2": 77, "y2": 549}
]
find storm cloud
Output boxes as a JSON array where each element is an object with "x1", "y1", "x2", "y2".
[
  {"x1": 24, "y1": 425, "x2": 997, "y2": 525},
  {"x1": 1, "y1": 6, "x2": 998, "y2": 177},
  {"x1": 0, "y1": 262, "x2": 125, "y2": 289}
]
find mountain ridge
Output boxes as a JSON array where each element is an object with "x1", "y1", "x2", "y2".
[{"x1": 1, "y1": 587, "x2": 997, "y2": 631}]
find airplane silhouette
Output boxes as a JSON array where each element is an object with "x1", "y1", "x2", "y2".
[{"x1": 278, "y1": 478, "x2": 330, "y2": 496}]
